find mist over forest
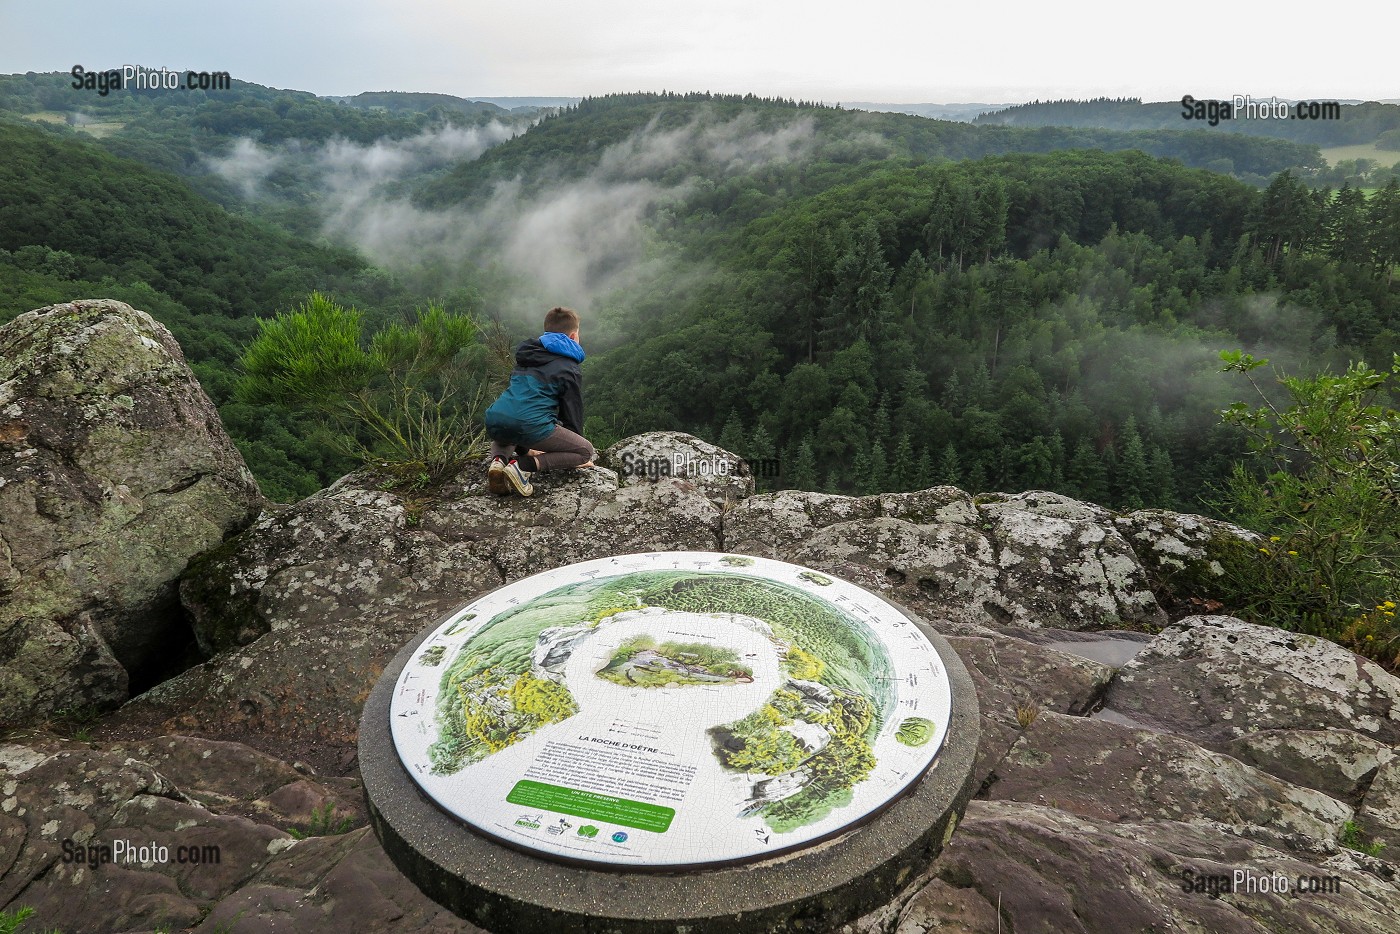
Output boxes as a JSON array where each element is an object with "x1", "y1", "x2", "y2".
[{"x1": 2, "y1": 74, "x2": 1397, "y2": 512}]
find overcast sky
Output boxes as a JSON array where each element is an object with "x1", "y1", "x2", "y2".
[{"x1": 1, "y1": 1, "x2": 1394, "y2": 104}]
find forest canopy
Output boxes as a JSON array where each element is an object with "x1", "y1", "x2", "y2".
[{"x1": 3, "y1": 82, "x2": 1396, "y2": 516}]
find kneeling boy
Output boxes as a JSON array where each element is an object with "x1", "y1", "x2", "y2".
[{"x1": 484, "y1": 306, "x2": 596, "y2": 497}]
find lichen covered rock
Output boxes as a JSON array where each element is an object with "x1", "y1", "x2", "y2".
[
  {"x1": 0, "y1": 300, "x2": 262, "y2": 728},
  {"x1": 1114, "y1": 508, "x2": 1261, "y2": 610},
  {"x1": 125, "y1": 464, "x2": 721, "y2": 764},
  {"x1": 1226, "y1": 729, "x2": 1395, "y2": 804},
  {"x1": 1103, "y1": 616, "x2": 1400, "y2": 747},
  {"x1": 729, "y1": 487, "x2": 1163, "y2": 632},
  {"x1": 0, "y1": 735, "x2": 474, "y2": 933},
  {"x1": 182, "y1": 464, "x2": 720, "y2": 657},
  {"x1": 602, "y1": 430, "x2": 754, "y2": 505}
]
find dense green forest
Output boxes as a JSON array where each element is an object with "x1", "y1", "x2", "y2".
[
  {"x1": 0, "y1": 71, "x2": 532, "y2": 217},
  {"x1": 973, "y1": 97, "x2": 1400, "y2": 190},
  {"x1": 975, "y1": 97, "x2": 1400, "y2": 147},
  {"x1": 2, "y1": 78, "x2": 1396, "y2": 520},
  {"x1": 582, "y1": 151, "x2": 1400, "y2": 509},
  {"x1": 420, "y1": 91, "x2": 1323, "y2": 202},
  {"x1": 0, "y1": 119, "x2": 477, "y2": 499}
]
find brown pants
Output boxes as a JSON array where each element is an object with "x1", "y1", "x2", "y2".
[{"x1": 490, "y1": 425, "x2": 596, "y2": 471}]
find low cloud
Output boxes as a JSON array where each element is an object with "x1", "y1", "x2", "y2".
[{"x1": 207, "y1": 111, "x2": 869, "y2": 321}]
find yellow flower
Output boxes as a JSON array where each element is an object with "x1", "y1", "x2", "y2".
[
  {"x1": 1258, "y1": 547, "x2": 1270, "y2": 554},
  {"x1": 1270, "y1": 536, "x2": 1281, "y2": 542},
  {"x1": 1287, "y1": 551, "x2": 1298, "y2": 556},
  {"x1": 1367, "y1": 635, "x2": 1375, "y2": 640},
  {"x1": 1385, "y1": 601, "x2": 1396, "y2": 609}
]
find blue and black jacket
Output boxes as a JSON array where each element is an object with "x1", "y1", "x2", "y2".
[{"x1": 483, "y1": 332, "x2": 586, "y2": 445}]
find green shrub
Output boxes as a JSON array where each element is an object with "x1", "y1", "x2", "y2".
[
  {"x1": 238, "y1": 292, "x2": 493, "y2": 482},
  {"x1": 1216, "y1": 350, "x2": 1400, "y2": 670},
  {"x1": 0, "y1": 908, "x2": 33, "y2": 934},
  {"x1": 1340, "y1": 819, "x2": 1388, "y2": 857},
  {"x1": 288, "y1": 801, "x2": 355, "y2": 839}
]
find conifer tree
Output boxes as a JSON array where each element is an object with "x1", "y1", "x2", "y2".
[
  {"x1": 717, "y1": 409, "x2": 745, "y2": 453},
  {"x1": 935, "y1": 442, "x2": 962, "y2": 486},
  {"x1": 1147, "y1": 444, "x2": 1176, "y2": 509},
  {"x1": 940, "y1": 372, "x2": 965, "y2": 414},
  {"x1": 871, "y1": 444, "x2": 889, "y2": 489},
  {"x1": 1366, "y1": 178, "x2": 1400, "y2": 284},
  {"x1": 748, "y1": 424, "x2": 777, "y2": 491},
  {"x1": 852, "y1": 447, "x2": 875, "y2": 496},
  {"x1": 1066, "y1": 439, "x2": 1108, "y2": 503},
  {"x1": 914, "y1": 448, "x2": 934, "y2": 491},
  {"x1": 789, "y1": 436, "x2": 818, "y2": 490},
  {"x1": 1114, "y1": 416, "x2": 1151, "y2": 509},
  {"x1": 891, "y1": 433, "x2": 916, "y2": 492},
  {"x1": 820, "y1": 221, "x2": 894, "y2": 350},
  {"x1": 964, "y1": 457, "x2": 989, "y2": 495},
  {"x1": 871, "y1": 399, "x2": 892, "y2": 449}
]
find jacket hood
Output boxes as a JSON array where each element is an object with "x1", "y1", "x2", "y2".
[{"x1": 538, "y1": 331, "x2": 586, "y2": 362}]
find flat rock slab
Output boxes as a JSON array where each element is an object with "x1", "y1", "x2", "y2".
[
  {"x1": 361, "y1": 613, "x2": 980, "y2": 933},
  {"x1": 1003, "y1": 627, "x2": 1153, "y2": 667},
  {"x1": 929, "y1": 800, "x2": 1400, "y2": 934},
  {"x1": 944, "y1": 633, "x2": 1113, "y2": 786},
  {"x1": 986, "y1": 712, "x2": 1352, "y2": 855},
  {"x1": 1226, "y1": 729, "x2": 1395, "y2": 805},
  {"x1": 0, "y1": 735, "x2": 474, "y2": 934},
  {"x1": 1103, "y1": 616, "x2": 1400, "y2": 747}
]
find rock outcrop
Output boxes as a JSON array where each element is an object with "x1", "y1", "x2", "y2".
[
  {"x1": 0, "y1": 300, "x2": 262, "y2": 728},
  {"x1": 1102, "y1": 616, "x2": 1400, "y2": 747},
  {"x1": 0, "y1": 307, "x2": 1395, "y2": 933},
  {"x1": 0, "y1": 735, "x2": 470, "y2": 934},
  {"x1": 601, "y1": 430, "x2": 754, "y2": 505}
]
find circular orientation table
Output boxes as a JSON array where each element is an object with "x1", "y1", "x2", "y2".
[{"x1": 362, "y1": 552, "x2": 980, "y2": 933}]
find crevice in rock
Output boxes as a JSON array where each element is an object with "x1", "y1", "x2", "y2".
[
  {"x1": 485, "y1": 550, "x2": 509, "y2": 586},
  {"x1": 1073, "y1": 676, "x2": 1114, "y2": 718},
  {"x1": 1351, "y1": 763, "x2": 1385, "y2": 810},
  {"x1": 981, "y1": 601, "x2": 1013, "y2": 626},
  {"x1": 126, "y1": 613, "x2": 204, "y2": 698},
  {"x1": 153, "y1": 472, "x2": 213, "y2": 496}
]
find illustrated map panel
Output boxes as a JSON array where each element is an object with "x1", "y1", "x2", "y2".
[{"x1": 389, "y1": 552, "x2": 953, "y2": 868}]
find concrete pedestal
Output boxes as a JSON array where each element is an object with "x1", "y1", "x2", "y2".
[{"x1": 362, "y1": 597, "x2": 979, "y2": 934}]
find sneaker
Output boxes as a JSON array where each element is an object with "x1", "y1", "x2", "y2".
[
  {"x1": 504, "y1": 459, "x2": 534, "y2": 497},
  {"x1": 486, "y1": 457, "x2": 510, "y2": 495}
]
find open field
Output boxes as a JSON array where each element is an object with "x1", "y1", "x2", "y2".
[
  {"x1": 23, "y1": 111, "x2": 125, "y2": 137},
  {"x1": 1321, "y1": 142, "x2": 1400, "y2": 167},
  {"x1": 74, "y1": 122, "x2": 125, "y2": 138}
]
